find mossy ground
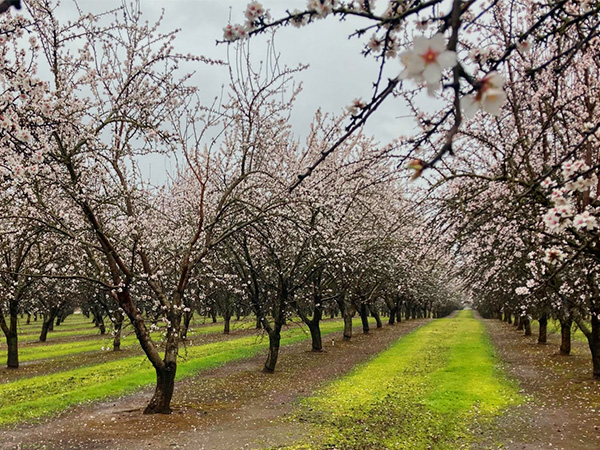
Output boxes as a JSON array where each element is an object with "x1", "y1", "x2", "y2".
[{"x1": 279, "y1": 310, "x2": 521, "y2": 450}]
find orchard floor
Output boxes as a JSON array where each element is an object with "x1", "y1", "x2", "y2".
[
  {"x1": 0, "y1": 318, "x2": 428, "y2": 450},
  {"x1": 1, "y1": 313, "x2": 599, "y2": 449},
  {"x1": 477, "y1": 316, "x2": 600, "y2": 450}
]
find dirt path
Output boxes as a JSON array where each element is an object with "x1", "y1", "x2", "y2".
[
  {"x1": 0, "y1": 319, "x2": 428, "y2": 450},
  {"x1": 479, "y1": 317, "x2": 600, "y2": 450}
]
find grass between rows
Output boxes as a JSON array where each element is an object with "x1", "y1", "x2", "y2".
[
  {"x1": 0, "y1": 317, "x2": 361, "y2": 426},
  {"x1": 0, "y1": 321, "x2": 257, "y2": 363},
  {"x1": 13, "y1": 314, "x2": 231, "y2": 341},
  {"x1": 280, "y1": 310, "x2": 521, "y2": 450},
  {"x1": 529, "y1": 319, "x2": 588, "y2": 344}
]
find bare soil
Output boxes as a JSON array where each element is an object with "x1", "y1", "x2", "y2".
[
  {"x1": 0, "y1": 319, "x2": 428, "y2": 450},
  {"x1": 477, "y1": 317, "x2": 600, "y2": 450}
]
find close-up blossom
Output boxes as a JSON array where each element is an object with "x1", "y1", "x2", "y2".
[{"x1": 399, "y1": 33, "x2": 457, "y2": 93}]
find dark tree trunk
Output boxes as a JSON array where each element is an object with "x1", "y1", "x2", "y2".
[
  {"x1": 359, "y1": 303, "x2": 370, "y2": 334},
  {"x1": 223, "y1": 313, "x2": 231, "y2": 335},
  {"x1": 26, "y1": 313, "x2": 31, "y2": 325},
  {"x1": 538, "y1": 314, "x2": 548, "y2": 344},
  {"x1": 370, "y1": 305, "x2": 383, "y2": 328},
  {"x1": 48, "y1": 315, "x2": 54, "y2": 332},
  {"x1": 2, "y1": 302, "x2": 20, "y2": 368},
  {"x1": 117, "y1": 288, "x2": 180, "y2": 415},
  {"x1": 39, "y1": 308, "x2": 59, "y2": 342},
  {"x1": 523, "y1": 317, "x2": 532, "y2": 336},
  {"x1": 181, "y1": 310, "x2": 193, "y2": 340},
  {"x1": 308, "y1": 321, "x2": 323, "y2": 352},
  {"x1": 55, "y1": 316, "x2": 61, "y2": 327},
  {"x1": 388, "y1": 306, "x2": 397, "y2": 325},
  {"x1": 343, "y1": 312, "x2": 353, "y2": 340},
  {"x1": 39, "y1": 320, "x2": 51, "y2": 342},
  {"x1": 263, "y1": 329, "x2": 281, "y2": 373},
  {"x1": 256, "y1": 315, "x2": 262, "y2": 329},
  {"x1": 6, "y1": 334, "x2": 18, "y2": 368},
  {"x1": 211, "y1": 308, "x2": 217, "y2": 323},
  {"x1": 560, "y1": 318, "x2": 572, "y2": 355},
  {"x1": 113, "y1": 315, "x2": 123, "y2": 351},
  {"x1": 589, "y1": 315, "x2": 600, "y2": 379},
  {"x1": 144, "y1": 363, "x2": 176, "y2": 414}
]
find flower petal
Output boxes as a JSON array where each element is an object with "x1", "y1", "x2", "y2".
[
  {"x1": 423, "y1": 62, "x2": 442, "y2": 84},
  {"x1": 437, "y1": 50, "x2": 457, "y2": 69},
  {"x1": 461, "y1": 95, "x2": 480, "y2": 118},
  {"x1": 429, "y1": 33, "x2": 447, "y2": 52},
  {"x1": 413, "y1": 36, "x2": 429, "y2": 54}
]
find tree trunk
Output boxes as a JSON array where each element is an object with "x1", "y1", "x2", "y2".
[
  {"x1": 523, "y1": 317, "x2": 532, "y2": 336},
  {"x1": 40, "y1": 308, "x2": 59, "y2": 342},
  {"x1": 560, "y1": 318, "x2": 572, "y2": 355},
  {"x1": 113, "y1": 316, "x2": 123, "y2": 351},
  {"x1": 388, "y1": 306, "x2": 397, "y2": 325},
  {"x1": 144, "y1": 363, "x2": 176, "y2": 414},
  {"x1": 263, "y1": 329, "x2": 281, "y2": 373},
  {"x1": 39, "y1": 319, "x2": 51, "y2": 342},
  {"x1": 359, "y1": 303, "x2": 370, "y2": 334},
  {"x1": 538, "y1": 314, "x2": 548, "y2": 344},
  {"x1": 180, "y1": 310, "x2": 193, "y2": 340},
  {"x1": 26, "y1": 313, "x2": 31, "y2": 325},
  {"x1": 589, "y1": 315, "x2": 600, "y2": 379},
  {"x1": 370, "y1": 305, "x2": 383, "y2": 328},
  {"x1": 3, "y1": 303, "x2": 20, "y2": 368},
  {"x1": 48, "y1": 315, "x2": 54, "y2": 332},
  {"x1": 223, "y1": 314, "x2": 231, "y2": 335},
  {"x1": 6, "y1": 334, "x2": 18, "y2": 368},
  {"x1": 308, "y1": 320, "x2": 323, "y2": 352},
  {"x1": 343, "y1": 312, "x2": 353, "y2": 340},
  {"x1": 256, "y1": 315, "x2": 262, "y2": 329},
  {"x1": 517, "y1": 315, "x2": 525, "y2": 331}
]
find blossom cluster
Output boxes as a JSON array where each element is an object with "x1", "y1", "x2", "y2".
[
  {"x1": 542, "y1": 160, "x2": 599, "y2": 234},
  {"x1": 225, "y1": 2, "x2": 511, "y2": 116}
]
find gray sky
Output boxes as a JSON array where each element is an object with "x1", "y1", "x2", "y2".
[{"x1": 64, "y1": 1, "x2": 423, "y2": 179}]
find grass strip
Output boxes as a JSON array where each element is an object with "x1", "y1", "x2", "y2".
[
  {"x1": 529, "y1": 319, "x2": 588, "y2": 344},
  {"x1": 281, "y1": 310, "x2": 521, "y2": 450},
  {"x1": 0, "y1": 318, "x2": 360, "y2": 426},
  {"x1": 0, "y1": 321, "x2": 259, "y2": 363}
]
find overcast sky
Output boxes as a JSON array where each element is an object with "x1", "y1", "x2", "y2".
[{"x1": 60, "y1": 0, "x2": 425, "y2": 180}]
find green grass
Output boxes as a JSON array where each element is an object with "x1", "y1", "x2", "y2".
[
  {"x1": 282, "y1": 310, "x2": 521, "y2": 450},
  {"x1": 0, "y1": 319, "x2": 282, "y2": 364},
  {"x1": 529, "y1": 319, "x2": 588, "y2": 343},
  {"x1": 0, "y1": 317, "x2": 361, "y2": 426}
]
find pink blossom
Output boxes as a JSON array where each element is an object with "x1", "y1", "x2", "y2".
[
  {"x1": 462, "y1": 72, "x2": 507, "y2": 117},
  {"x1": 399, "y1": 34, "x2": 457, "y2": 92}
]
